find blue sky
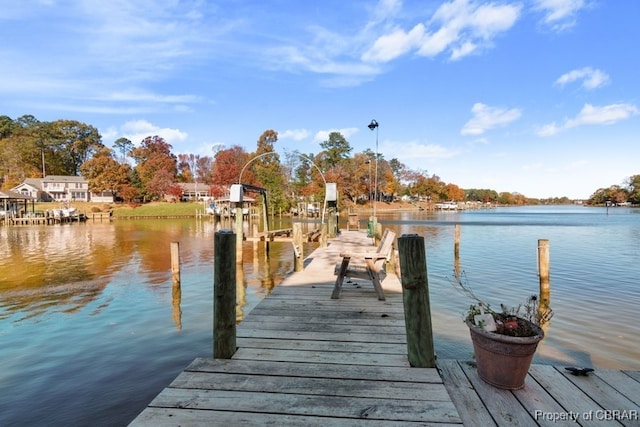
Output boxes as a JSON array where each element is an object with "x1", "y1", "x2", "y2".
[{"x1": 1, "y1": 0, "x2": 638, "y2": 199}]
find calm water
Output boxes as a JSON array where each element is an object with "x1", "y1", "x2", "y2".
[{"x1": 1, "y1": 206, "x2": 639, "y2": 426}]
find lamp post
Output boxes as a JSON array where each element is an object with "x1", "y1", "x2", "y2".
[
  {"x1": 368, "y1": 119, "x2": 379, "y2": 220},
  {"x1": 365, "y1": 159, "x2": 372, "y2": 215}
]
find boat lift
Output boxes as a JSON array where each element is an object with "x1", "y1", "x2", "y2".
[{"x1": 230, "y1": 183, "x2": 269, "y2": 233}]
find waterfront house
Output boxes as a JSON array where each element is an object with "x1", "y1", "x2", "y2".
[
  {"x1": 177, "y1": 182, "x2": 211, "y2": 201},
  {"x1": 11, "y1": 176, "x2": 114, "y2": 203}
]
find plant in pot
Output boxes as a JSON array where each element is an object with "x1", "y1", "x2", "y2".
[{"x1": 451, "y1": 272, "x2": 553, "y2": 390}]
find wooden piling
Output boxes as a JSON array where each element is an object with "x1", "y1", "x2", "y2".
[
  {"x1": 170, "y1": 242, "x2": 180, "y2": 287},
  {"x1": 454, "y1": 224, "x2": 461, "y2": 277},
  {"x1": 320, "y1": 223, "x2": 328, "y2": 248},
  {"x1": 170, "y1": 241, "x2": 182, "y2": 330},
  {"x1": 398, "y1": 234, "x2": 436, "y2": 368},
  {"x1": 235, "y1": 204, "x2": 243, "y2": 264},
  {"x1": 214, "y1": 230, "x2": 237, "y2": 359},
  {"x1": 538, "y1": 239, "x2": 550, "y2": 306},
  {"x1": 293, "y1": 222, "x2": 303, "y2": 272}
]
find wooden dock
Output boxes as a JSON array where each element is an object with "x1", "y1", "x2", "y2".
[{"x1": 130, "y1": 230, "x2": 640, "y2": 426}]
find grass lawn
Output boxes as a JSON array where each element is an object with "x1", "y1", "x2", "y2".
[
  {"x1": 113, "y1": 202, "x2": 202, "y2": 217},
  {"x1": 34, "y1": 201, "x2": 205, "y2": 217}
]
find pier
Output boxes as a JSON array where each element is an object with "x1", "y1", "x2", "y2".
[{"x1": 131, "y1": 230, "x2": 640, "y2": 426}]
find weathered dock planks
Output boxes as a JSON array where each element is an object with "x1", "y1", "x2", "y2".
[
  {"x1": 438, "y1": 360, "x2": 640, "y2": 426},
  {"x1": 130, "y1": 230, "x2": 640, "y2": 426},
  {"x1": 131, "y1": 230, "x2": 461, "y2": 426}
]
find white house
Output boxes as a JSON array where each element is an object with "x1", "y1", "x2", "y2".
[{"x1": 11, "y1": 175, "x2": 114, "y2": 203}]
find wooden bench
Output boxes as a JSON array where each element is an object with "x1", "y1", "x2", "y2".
[{"x1": 331, "y1": 229, "x2": 396, "y2": 301}]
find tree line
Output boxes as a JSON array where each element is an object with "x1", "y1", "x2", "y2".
[{"x1": 1, "y1": 115, "x2": 638, "y2": 209}]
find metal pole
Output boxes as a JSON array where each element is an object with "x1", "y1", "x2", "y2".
[
  {"x1": 374, "y1": 126, "x2": 378, "y2": 219},
  {"x1": 366, "y1": 160, "x2": 372, "y2": 218},
  {"x1": 368, "y1": 119, "x2": 379, "y2": 220}
]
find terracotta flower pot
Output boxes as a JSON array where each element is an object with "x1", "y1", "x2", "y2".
[{"x1": 466, "y1": 319, "x2": 544, "y2": 390}]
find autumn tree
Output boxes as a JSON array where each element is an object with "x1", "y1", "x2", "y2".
[
  {"x1": 80, "y1": 146, "x2": 132, "y2": 199},
  {"x1": 210, "y1": 145, "x2": 251, "y2": 197},
  {"x1": 177, "y1": 153, "x2": 197, "y2": 182},
  {"x1": 410, "y1": 174, "x2": 446, "y2": 201},
  {"x1": 146, "y1": 169, "x2": 176, "y2": 200},
  {"x1": 0, "y1": 116, "x2": 25, "y2": 188},
  {"x1": 0, "y1": 115, "x2": 45, "y2": 185},
  {"x1": 445, "y1": 183, "x2": 465, "y2": 201},
  {"x1": 388, "y1": 158, "x2": 407, "y2": 198},
  {"x1": 197, "y1": 156, "x2": 214, "y2": 185},
  {"x1": 625, "y1": 175, "x2": 640, "y2": 204},
  {"x1": 130, "y1": 136, "x2": 177, "y2": 200}
]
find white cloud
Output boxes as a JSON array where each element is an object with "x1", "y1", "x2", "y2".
[
  {"x1": 533, "y1": 0, "x2": 587, "y2": 31},
  {"x1": 273, "y1": 0, "x2": 522, "y2": 85},
  {"x1": 362, "y1": 24, "x2": 426, "y2": 63},
  {"x1": 461, "y1": 103, "x2": 522, "y2": 135},
  {"x1": 536, "y1": 122, "x2": 560, "y2": 137},
  {"x1": 567, "y1": 103, "x2": 639, "y2": 127},
  {"x1": 119, "y1": 119, "x2": 189, "y2": 145},
  {"x1": 555, "y1": 67, "x2": 610, "y2": 89},
  {"x1": 313, "y1": 128, "x2": 359, "y2": 143},
  {"x1": 279, "y1": 129, "x2": 311, "y2": 141},
  {"x1": 417, "y1": 0, "x2": 521, "y2": 60},
  {"x1": 383, "y1": 140, "x2": 460, "y2": 168},
  {"x1": 537, "y1": 103, "x2": 640, "y2": 136},
  {"x1": 363, "y1": 0, "x2": 521, "y2": 62}
]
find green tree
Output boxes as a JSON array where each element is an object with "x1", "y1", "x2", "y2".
[
  {"x1": 113, "y1": 137, "x2": 134, "y2": 164},
  {"x1": 48, "y1": 120, "x2": 104, "y2": 175},
  {"x1": 252, "y1": 130, "x2": 287, "y2": 211},
  {"x1": 465, "y1": 189, "x2": 499, "y2": 203},
  {"x1": 319, "y1": 132, "x2": 352, "y2": 169}
]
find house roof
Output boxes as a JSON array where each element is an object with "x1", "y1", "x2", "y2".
[
  {"x1": 178, "y1": 182, "x2": 210, "y2": 192},
  {"x1": 23, "y1": 178, "x2": 43, "y2": 190},
  {"x1": 41, "y1": 175, "x2": 87, "y2": 183},
  {"x1": 0, "y1": 190, "x2": 35, "y2": 200}
]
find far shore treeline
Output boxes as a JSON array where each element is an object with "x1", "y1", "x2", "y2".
[{"x1": 1, "y1": 115, "x2": 639, "y2": 211}]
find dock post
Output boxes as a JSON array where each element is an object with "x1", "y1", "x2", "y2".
[
  {"x1": 375, "y1": 222, "x2": 383, "y2": 245},
  {"x1": 454, "y1": 224, "x2": 461, "y2": 277},
  {"x1": 320, "y1": 223, "x2": 328, "y2": 248},
  {"x1": 235, "y1": 203, "x2": 243, "y2": 264},
  {"x1": 171, "y1": 242, "x2": 182, "y2": 330},
  {"x1": 293, "y1": 222, "x2": 303, "y2": 272},
  {"x1": 398, "y1": 234, "x2": 436, "y2": 368},
  {"x1": 170, "y1": 242, "x2": 181, "y2": 287},
  {"x1": 214, "y1": 230, "x2": 237, "y2": 359},
  {"x1": 538, "y1": 239, "x2": 550, "y2": 306}
]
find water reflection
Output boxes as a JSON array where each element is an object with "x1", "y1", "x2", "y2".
[
  {"x1": 1, "y1": 207, "x2": 639, "y2": 427},
  {"x1": 0, "y1": 217, "x2": 305, "y2": 324}
]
